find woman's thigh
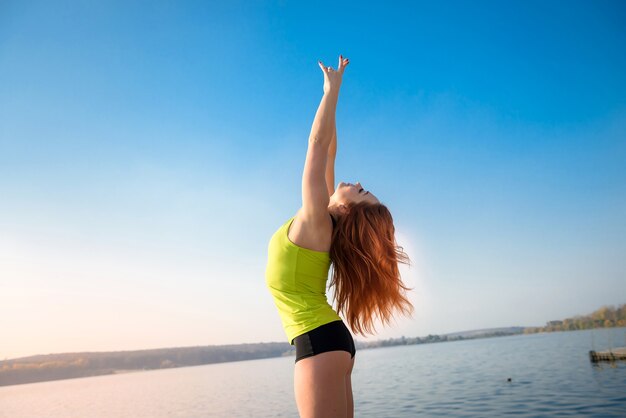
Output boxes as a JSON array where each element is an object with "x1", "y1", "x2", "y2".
[{"x1": 294, "y1": 350, "x2": 352, "y2": 418}]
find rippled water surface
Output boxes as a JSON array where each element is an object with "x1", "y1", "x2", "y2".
[{"x1": 1, "y1": 328, "x2": 625, "y2": 417}]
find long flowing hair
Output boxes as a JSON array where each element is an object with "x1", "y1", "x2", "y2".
[{"x1": 329, "y1": 201, "x2": 414, "y2": 336}]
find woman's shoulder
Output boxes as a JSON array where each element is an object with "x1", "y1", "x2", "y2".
[{"x1": 288, "y1": 209, "x2": 334, "y2": 253}]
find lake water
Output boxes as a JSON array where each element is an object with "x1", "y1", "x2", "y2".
[{"x1": 1, "y1": 328, "x2": 626, "y2": 417}]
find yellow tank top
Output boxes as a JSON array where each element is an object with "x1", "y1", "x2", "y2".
[{"x1": 265, "y1": 216, "x2": 341, "y2": 344}]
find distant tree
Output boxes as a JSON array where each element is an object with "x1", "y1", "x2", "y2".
[{"x1": 524, "y1": 303, "x2": 625, "y2": 333}]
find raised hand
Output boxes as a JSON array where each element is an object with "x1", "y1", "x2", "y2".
[{"x1": 318, "y1": 55, "x2": 350, "y2": 95}]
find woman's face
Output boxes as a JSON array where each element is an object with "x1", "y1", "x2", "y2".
[{"x1": 333, "y1": 181, "x2": 380, "y2": 206}]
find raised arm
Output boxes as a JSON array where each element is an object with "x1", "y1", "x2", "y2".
[
  {"x1": 325, "y1": 126, "x2": 337, "y2": 197},
  {"x1": 301, "y1": 56, "x2": 349, "y2": 220}
]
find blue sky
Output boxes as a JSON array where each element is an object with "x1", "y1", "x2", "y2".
[{"x1": 1, "y1": 0, "x2": 625, "y2": 359}]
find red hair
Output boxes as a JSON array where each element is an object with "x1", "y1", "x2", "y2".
[{"x1": 329, "y1": 202, "x2": 414, "y2": 336}]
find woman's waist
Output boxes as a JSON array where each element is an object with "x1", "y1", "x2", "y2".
[{"x1": 276, "y1": 298, "x2": 339, "y2": 319}]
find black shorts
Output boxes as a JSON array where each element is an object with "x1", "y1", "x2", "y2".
[{"x1": 292, "y1": 320, "x2": 356, "y2": 363}]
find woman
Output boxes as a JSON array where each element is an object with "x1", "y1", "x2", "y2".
[{"x1": 265, "y1": 55, "x2": 414, "y2": 418}]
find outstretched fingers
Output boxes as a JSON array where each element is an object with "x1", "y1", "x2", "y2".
[
  {"x1": 318, "y1": 60, "x2": 329, "y2": 75},
  {"x1": 338, "y1": 54, "x2": 350, "y2": 73},
  {"x1": 319, "y1": 55, "x2": 350, "y2": 74}
]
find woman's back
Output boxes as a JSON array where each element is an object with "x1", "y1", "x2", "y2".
[{"x1": 265, "y1": 216, "x2": 341, "y2": 345}]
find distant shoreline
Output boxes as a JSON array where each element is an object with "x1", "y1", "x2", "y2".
[
  {"x1": 2, "y1": 327, "x2": 624, "y2": 388},
  {"x1": 0, "y1": 327, "x2": 525, "y2": 387},
  {"x1": 2, "y1": 303, "x2": 624, "y2": 387}
]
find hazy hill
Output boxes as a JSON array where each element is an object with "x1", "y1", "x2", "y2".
[{"x1": 0, "y1": 342, "x2": 292, "y2": 387}]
